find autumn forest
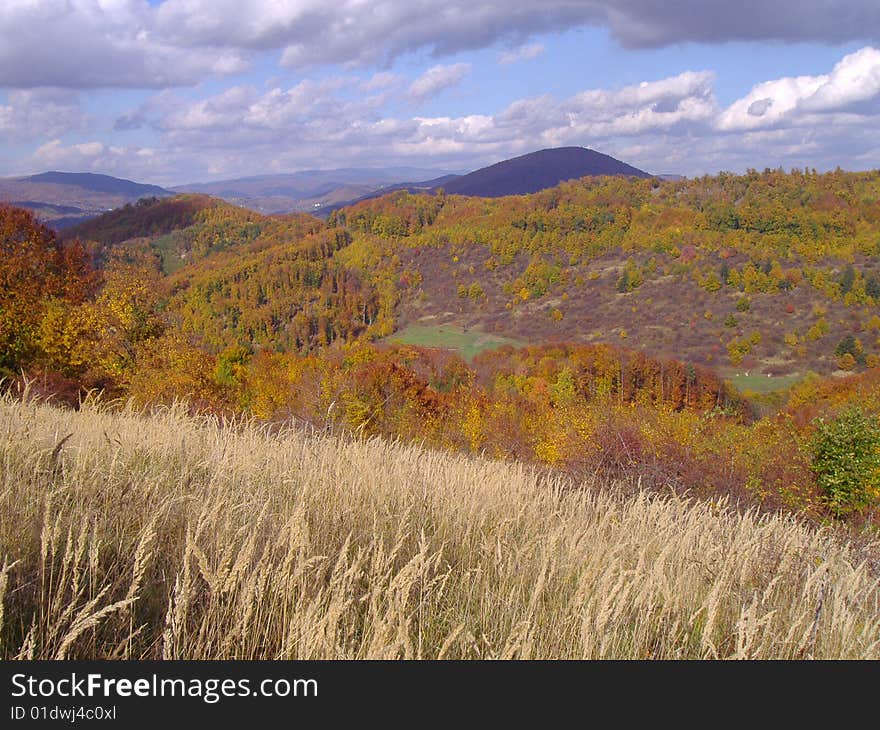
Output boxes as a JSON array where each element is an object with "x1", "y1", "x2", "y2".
[{"x1": 3, "y1": 166, "x2": 880, "y2": 523}]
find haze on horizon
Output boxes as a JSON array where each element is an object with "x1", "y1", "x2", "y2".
[{"x1": 1, "y1": 0, "x2": 879, "y2": 186}]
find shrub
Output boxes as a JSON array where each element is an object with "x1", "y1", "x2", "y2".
[
  {"x1": 811, "y1": 407, "x2": 880, "y2": 515},
  {"x1": 838, "y1": 352, "x2": 856, "y2": 371}
]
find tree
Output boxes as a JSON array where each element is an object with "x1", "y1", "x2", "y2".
[
  {"x1": 811, "y1": 407, "x2": 880, "y2": 515},
  {"x1": 835, "y1": 334, "x2": 857, "y2": 357},
  {"x1": 0, "y1": 205, "x2": 95, "y2": 374},
  {"x1": 839, "y1": 265, "x2": 856, "y2": 295}
]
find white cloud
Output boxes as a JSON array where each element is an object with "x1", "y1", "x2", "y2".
[
  {"x1": 498, "y1": 43, "x2": 545, "y2": 65},
  {"x1": 0, "y1": 89, "x2": 87, "y2": 141},
  {"x1": 10, "y1": 41, "x2": 880, "y2": 184},
  {"x1": 32, "y1": 139, "x2": 120, "y2": 170},
  {"x1": 17, "y1": 138, "x2": 185, "y2": 183},
  {"x1": 1, "y1": 1, "x2": 879, "y2": 91},
  {"x1": 0, "y1": 0, "x2": 249, "y2": 88},
  {"x1": 361, "y1": 72, "x2": 401, "y2": 92},
  {"x1": 718, "y1": 47, "x2": 880, "y2": 131},
  {"x1": 144, "y1": 65, "x2": 718, "y2": 178},
  {"x1": 563, "y1": 71, "x2": 717, "y2": 134},
  {"x1": 408, "y1": 64, "x2": 471, "y2": 101}
]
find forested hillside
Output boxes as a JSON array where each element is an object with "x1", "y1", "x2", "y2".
[
  {"x1": 5, "y1": 166, "x2": 880, "y2": 520},
  {"x1": 332, "y1": 167, "x2": 880, "y2": 378}
]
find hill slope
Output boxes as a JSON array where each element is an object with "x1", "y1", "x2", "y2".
[
  {"x1": 436, "y1": 147, "x2": 651, "y2": 197},
  {"x1": 0, "y1": 171, "x2": 172, "y2": 228},
  {"x1": 2, "y1": 395, "x2": 877, "y2": 659},
  {"x1": 332, "y1": 167, "x2": 880, "y2": 378}
]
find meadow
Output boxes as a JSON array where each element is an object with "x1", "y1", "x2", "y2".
[
  {"x1": 387, "y1": 323, "x2": 524, "y2": 361},
  {"x1": 2, "y1": 392, "x2": 878, "y2": 660}
]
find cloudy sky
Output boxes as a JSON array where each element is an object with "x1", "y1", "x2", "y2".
[{"x1": 1, "y1": 0, "x2": 880, "y2": 185}]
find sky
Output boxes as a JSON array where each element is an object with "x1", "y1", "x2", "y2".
[{"x1": 1, "y1": 1, "x2": 880, "y2": 186}]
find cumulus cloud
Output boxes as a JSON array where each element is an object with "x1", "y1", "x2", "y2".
[
  {"x1": 18, "y1": 138, "x2": 189, "y2": 183},
  {"x1": 160, "y1": 1, "x2": 880, "y2": 68},
  {"x1": 408, "y1": 64, "x2": 471, "y2": 101},
  {"x1": 717, "y1": 46, "x2": 880, "y2": 130},
  {"x1": 0, "y1": 0, "x2": 249, "y2": 88},
  {"x1": 498, "y1": 43, "x2": 545, "y2": 65},
  {"x1": 2, "y1": 2, "x2": 878, "y2": 90},
  {"x1": 8, "y1": 31, "x2": 880, "y2": 184},
  {"x1": 561, "y1": 71, "x2": 717, "y2": 135},
  {"x1": 135, "y1": 66, "x2": 718, "y2": 179},
  {"x1": 0, "y1": 89, "x2": 87, "y2": 141},
  {"x1": 361, "y1": 72, "x2": 401, "y2": 92}
]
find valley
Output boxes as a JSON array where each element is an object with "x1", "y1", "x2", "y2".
[{"x1": 1, "y1": 155, "x2": 877, "y2": 523}]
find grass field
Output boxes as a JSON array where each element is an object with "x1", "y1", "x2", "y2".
[
  {"x1": 387, "y1": 324, "x2": 524, "y2": 361},
  {"x1": 729, "y1": 373, "x2": 803, "y2": 394},
  {"x1": 1, "y1": 393, "x2": 878, "y2": 659}
]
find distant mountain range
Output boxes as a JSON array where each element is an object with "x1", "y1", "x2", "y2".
[
  {"x1": 171, "y1": 167, "x2": 460, "y2": 214},
  {"x1": 0, "y1": 171, "x2": 173, "y2": 228},
  {"x1": 2, "y1": 148, "x2": 657, "y2": 228}
]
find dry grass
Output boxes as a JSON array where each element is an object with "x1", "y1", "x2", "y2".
[{"x1": 1, "y1": 392, "x2": 878, "y2": 659}]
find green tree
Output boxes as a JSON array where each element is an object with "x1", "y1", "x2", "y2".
[
  {"x1": 834, "y1": 334, "x2": 858, "y2": 358},
  {"x1": 811, "y1": 407, "x2": 880, "y2": 515},
  {"x1": 839, "y1": 265, "x2": 856, "y2": 295}
]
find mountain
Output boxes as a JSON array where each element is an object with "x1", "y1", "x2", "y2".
[
  {"x1": 12, "y1": 167, "x2": 880, "y2": 527},
  {"x1": 55, "y1": 165, "x2": 880, "y2": 382},
  {"x1": 434, "y1": 147, "x2": 652, "y2": 197},
  {"x1": 0, "y1": 171, "x2": 173, "y2": 228},
  {"x1": 172, "y1": 166, "x2": 459, "y2": 214},
  {"x1": 316, "y1": 147, "x2": 651, "y2": 215},
  {"x1": 23, "y1": 171, "x2": 170, "y2": 198}
]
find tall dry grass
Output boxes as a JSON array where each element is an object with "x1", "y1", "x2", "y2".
[{"x1": 1, "y1": 392, "x2": 878, "y2": 659}]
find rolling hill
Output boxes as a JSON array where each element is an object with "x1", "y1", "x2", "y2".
[
  {"x1": 9, "y1": 165, "x2": 880, "y2": 522},
  {"x1": 0, "y1": 171, "x2": 173, "y2": 228},
  {"x1": 59, "y1": 164, "x2": 880, "y2": 382},
  {"x1": 24, "y1": 171, "x2": 169, "y2": 198}
]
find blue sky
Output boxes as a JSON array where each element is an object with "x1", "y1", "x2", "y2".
[{"x1": 1, "y1": 1, "x2": 879, "y2": 185}]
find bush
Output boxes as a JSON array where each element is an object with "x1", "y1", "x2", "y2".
[
  {"x1": 835, "y1": 334, "x2": 858, "y2": 358},
  {"x1": 811, "y1": 407, "x2": 880, "y2": 516}
]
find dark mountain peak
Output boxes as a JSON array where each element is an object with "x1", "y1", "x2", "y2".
[
  {"x1": 24, "y1": 171, "x2": 171, "y2": 198},
  {"x1": 436, "y1": 147, "x2": 652, "y2": 198}
]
